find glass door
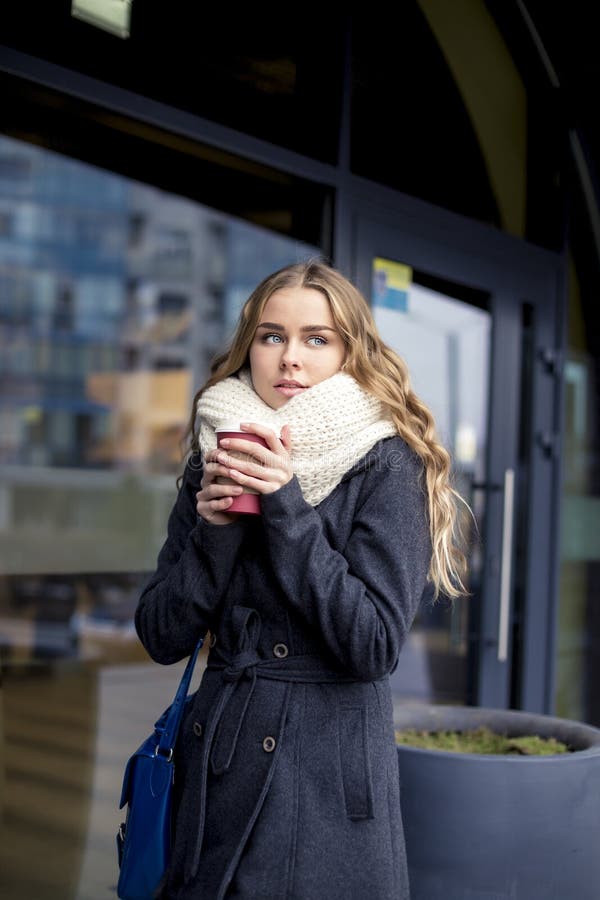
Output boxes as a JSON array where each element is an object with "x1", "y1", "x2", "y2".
[
  {"x1": 354, "y1": 215, "x2": 562, "y2": 710},
  {"x1": 372, "y1": 261, "x2": 491, "y2": 706}
]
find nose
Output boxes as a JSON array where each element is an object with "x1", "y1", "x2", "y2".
[{"x1": 279, "y1": 339, "x2": 301, "y2": 370}]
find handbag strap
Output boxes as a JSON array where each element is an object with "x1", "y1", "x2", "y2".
[{"x1": 156, "y1": 639, "x2": 203, "y2": 761}]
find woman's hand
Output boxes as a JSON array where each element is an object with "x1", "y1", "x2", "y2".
[
  {"x1": 215, "y1": 423, "x2": 293, "y2": 496},
  {"x1": 195, "y1": 424, "x2": 292, "y2": 524},
  {"x1": 195, "y1": 449, "x2": 245, "y2": 525}
]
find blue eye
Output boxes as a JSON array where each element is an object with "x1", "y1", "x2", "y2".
[{"x1": 260, "y1": 333, "x2": 328, "y2": 346}]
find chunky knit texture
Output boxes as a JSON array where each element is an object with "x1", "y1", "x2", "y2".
[{"x1": 196, "y1": 368, "x2": 397, "y2": 506}]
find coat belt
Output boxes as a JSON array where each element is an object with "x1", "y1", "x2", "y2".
[{"x1": 184, "y1": 606, "x2": 363, "y2": 885}]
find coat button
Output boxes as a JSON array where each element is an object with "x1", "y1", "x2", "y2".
[
  {"x1": 193, "y1": 721, "x2": 203, "y2": 737},
  {"x1": 273, "y1": 643, "x2": 288, "y2": 659},
  {"x1": 262, "y1": 736, "x2": 276, "y2": 753},
  {"x1": 209, "y1": 633, "x2": 217, "y2": 648}
]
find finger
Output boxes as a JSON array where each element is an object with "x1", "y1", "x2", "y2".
[
  {"x1": 196, "y1": 485, "x2": 243, "y2": 507},
  {"x1": 215, "y1": 449, "x2": 270, "y2": 477},
  {"x1": 197, "y1": 494, "x2": 236, "y2": 520},
  {"x1": 239, "y1": 422, "x2": 283, "y2": 453},
  {"x1": 225, "y1": 469, "x2": 269, "y2": 493},
  {"x1": 280, "y1": 424, "x2": 293, "y2": 453},
  {"x1": 208, "y1": 482, "x2": 244, "y2": 497},
  {"x1": 212, "y1": 495, "x2": 237, "y2": 510},
  {"x1": 226, "y1": 466, "x2": 290, "y2": 495},
  {"x1": 203, "y1": 460, "x2": 232, "y2": 482},
  {"x1": 216, "y1": 438, "x2": 272, "y2": 466}
]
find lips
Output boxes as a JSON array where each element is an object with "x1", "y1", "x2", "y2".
[{"x1": 274, "y1": 380, "x2": 308, "y2": 397}]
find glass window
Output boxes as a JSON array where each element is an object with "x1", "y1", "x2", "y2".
[
  {"x1": 1, "y1": 70, "x2": 331, "y2": 254},
  {"x1": 3, "y1": 5, "x2": 344, "y2": 164},
  {"x1": 0, "y1": 132, "x2": 320, "y2": 898},
  {"x1": 351, "y1": 3, "x2": 509, "y2": 230},
  {"x1": 555, "y1": 252, "x2": 600, "y2": 726}
]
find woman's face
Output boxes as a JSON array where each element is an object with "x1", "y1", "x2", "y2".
[{"x1": 248, "y1": 286, "x2": 346, "y2": 409}]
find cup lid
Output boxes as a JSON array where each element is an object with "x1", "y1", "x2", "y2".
[
  {"x1": 215, "y1": 420, "x2": 280, "y2": 436},
  {"x1": 214, "y1": 421, "x2": 245, "y2": 432}
]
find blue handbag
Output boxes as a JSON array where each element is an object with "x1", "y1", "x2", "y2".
[{"x1": 116, "y1": 641, "x2": 203, "y2": 900}]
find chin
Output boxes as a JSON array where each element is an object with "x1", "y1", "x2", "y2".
[{"x1": 255, "y1": 388, "x2": 286, "y2": 410}]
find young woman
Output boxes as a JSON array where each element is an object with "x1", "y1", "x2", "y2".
[{"x1": 135, "y1": 259, "x2": 467, "y2": 899}]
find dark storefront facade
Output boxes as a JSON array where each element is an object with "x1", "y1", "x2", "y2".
[{"x1": 1, "y1": 3, "x2": 598, "y2": 897}]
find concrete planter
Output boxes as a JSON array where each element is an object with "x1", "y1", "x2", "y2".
[{"x1": 394, "y1": 704, "x2": 600, "y2": 900}]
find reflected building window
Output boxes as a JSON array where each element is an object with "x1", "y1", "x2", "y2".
[
  {"x1": 0, "y1": 131, "x2": 318, "y2": 660},
  {"x1": 0, "y1": 129, "x2": 320, "y2": 899}
]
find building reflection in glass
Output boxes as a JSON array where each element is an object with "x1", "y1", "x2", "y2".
[{"x1": 0, "y1": 133, "x2": 317, "y2": 898}]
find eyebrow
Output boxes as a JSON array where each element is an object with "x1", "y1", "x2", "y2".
[{"x1": 256, "y1": 322, "x2": 337, "y2": 333}]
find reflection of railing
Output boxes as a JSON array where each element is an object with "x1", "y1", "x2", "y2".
[
  {"x1": 0, "y1": 465, "x2": 178, "y2": 575},
  {"x1": 0, "y1": 569, "x2": 150, "y2": 664}
]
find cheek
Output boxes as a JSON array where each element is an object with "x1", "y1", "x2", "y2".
[
  {"x1": 320, "y1": 348, "x2": 345, "y2": 373},
  {"x1": 249, "y1": 346, "x2": 266, "y2": 378}
]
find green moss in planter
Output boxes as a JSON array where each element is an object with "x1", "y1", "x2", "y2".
[{"x1": 394, "y1": 725, "x2": 570, "y2": 755}]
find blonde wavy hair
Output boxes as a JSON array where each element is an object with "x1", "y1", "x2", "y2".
[{"x1": 183, "y1": 258, "x2": 469, "y2": 599}]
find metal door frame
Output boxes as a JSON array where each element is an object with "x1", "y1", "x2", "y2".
[{"x1": 351, "y1": 199, "x2": 564, "y2": 712}]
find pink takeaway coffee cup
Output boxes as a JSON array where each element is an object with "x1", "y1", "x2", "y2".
[{"x1": 215, "y1": 423, "x2": 270, "y2": 515}]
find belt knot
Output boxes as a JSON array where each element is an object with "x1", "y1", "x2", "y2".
[{"x1": 223, "y1": 649, "x2": 261, "y2": 683}]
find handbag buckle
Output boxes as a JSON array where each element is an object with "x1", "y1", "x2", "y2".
[{"x1": 154, "y1": 745, "x2": 174, "y2": 763}]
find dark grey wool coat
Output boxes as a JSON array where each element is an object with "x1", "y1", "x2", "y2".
[{"x1": 135, "y1": 435, "x2": 431, "y2": 900}]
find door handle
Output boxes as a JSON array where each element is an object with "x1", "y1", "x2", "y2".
[{"x1": 497, "y1": 468, "x2": 515, "y2": 662}]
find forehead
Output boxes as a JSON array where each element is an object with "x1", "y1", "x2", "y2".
[{"x1": 261, "y1": 286, "x2": 334, "y2": 325}]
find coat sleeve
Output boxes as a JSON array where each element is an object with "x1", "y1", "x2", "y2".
[
  {"x1": 259, "y1": 438, "x2": 432, "y2": 681},
  {"x1": 134, "y1": 454, "x2": 248, "y2": 664}
]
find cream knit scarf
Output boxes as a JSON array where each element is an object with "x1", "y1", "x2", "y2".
[{"x1": 196, "y1": 369, "x2": 397, "y2": 506}]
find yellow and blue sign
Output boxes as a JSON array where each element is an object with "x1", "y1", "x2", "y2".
[{"x1": 372, "y1": 258, "x2": 412, "y2": 312}]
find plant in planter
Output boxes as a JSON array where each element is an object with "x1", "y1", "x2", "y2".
[
  {"x1": 394, "y1": 704, "x2": 600, "y2": 900},
  {"x1": 396, "y1": 725, "x2": 570, "y2": 755}
]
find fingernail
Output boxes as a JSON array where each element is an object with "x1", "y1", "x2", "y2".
[
  {"x1": 240, "y1": 422, "x2": 251, "y2": 428},
  {"x1": 219, "y1": 438, "x2": 230, "y2": 447}
]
